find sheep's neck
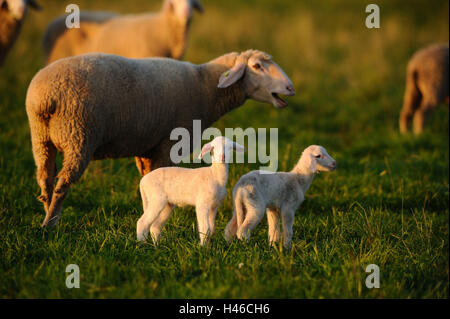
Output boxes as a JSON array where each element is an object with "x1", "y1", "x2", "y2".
[
  {"x1": 0, "y1": 15, "x2": 22, "y2": 53},
  {"x1": 210, "y1": 162, "x2": 229, "y2": 187},
  {"x1": 164, "y1": 11, "x2": 190, "y2": 59},
  {"x1": 199, "y1": 60, "x2": 247, "y2": 124}
]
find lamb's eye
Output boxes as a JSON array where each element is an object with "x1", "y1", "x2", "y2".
[
  {"x1": 1, "y1": 1, "x2": 8, "y2": 10},
  {"x1": 315, "y1": 154, "x2": 321, "y2": 158},
  {"x1": 253, "y1": 63, "x2": 261, "y2": 70}
]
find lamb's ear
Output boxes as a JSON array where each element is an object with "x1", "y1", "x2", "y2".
[
  {"x1": 217, "y1": 63, "x2": 246, "y2": 88},
  {"x1": 27, "y1": 0, "x2": 42, "y2": 10},
  {"x1": 192, "y1": 0, "x2": 204, "y2": 13},
  {"x1": 307, "y1": 154, "x2": 317, "y2": 173},
  {"x1": 198, "y1": 143, "x2": 213, "y2": 159},
  {"x1": 232, "y1": 142, "x2": 245, "y2": 152},
  {"x1": 300, "y1": 153, "x2": 316, "y2": 173}
]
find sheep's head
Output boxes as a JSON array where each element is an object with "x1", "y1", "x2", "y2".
[
  {"x1": 0, "y1": 0, "x2": 41, "y2": 20},
  {"x1": 198, "y1": 136, "x2": 245, "y2": 163},
  {"x1": 164, "y1": 0, "x2": 203, "y2": 22},
  {"x1": 217, "y1": 50, "x2": 295, "y2": 108},
  {"x1": 300, "y1": 145, "x2": 337, "y2": 173}
]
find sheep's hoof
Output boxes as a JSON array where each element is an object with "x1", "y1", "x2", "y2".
[
  {"x1": 41, "y1": 215, "x2": 59, "y2": 228},
  {"x1": 37, "y1": 195, "x2": 48, "y2": 203}
]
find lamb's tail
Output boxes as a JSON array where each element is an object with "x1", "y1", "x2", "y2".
[{"x1": 224, "y1": 188, "x2": 246, "y2": 242}]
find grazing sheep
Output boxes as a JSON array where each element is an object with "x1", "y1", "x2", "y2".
[
  {"x1": 225, "y1": 145, "x2": 336, "y2": 249},
  {"x1": 0, "y1": 0, "x2": 41, "y2": 66},
  {"x1": 26, "y1": 49, "x2": 295, "y2": 227},
  {"x1": 137, "y1": 136, "x2": 245, "y2": 245},
  {"x1": 42, "y1": 0, "x2": 203, "y2": 65},
  {"x1": 399, "y1": 44, "x2": 449, "y2": 135}
]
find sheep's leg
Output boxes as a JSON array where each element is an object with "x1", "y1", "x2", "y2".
[
  {"x1": 413, "y1": 101, "x2": 435, "y2": 135},
  {"x1": 280, "y1": 209, "x2": 295, "y2": 249},
  {"x1": 137, "y1": 197, "x2": 167, "y2": 242},
  {"x1": 236, "y1": 204, "x2": 264, "y2": 242},
  {"x1": 135, "y1": 139, "x2": 177, "y2": 176},
  {"x1": 208, "y1": 208, "x2": 218, "y2": 236},
  {"x1": 399, "y1": 73, "x2": 422, "y2": 134},
  {"x1": 267, "y1": 208, "x2": 281, "y2": 246},
  {"x1": 33, "y1": 140, "x2": 57, "y2": 214},
  {"x1": 42, "y1": 150, "x2": 90, "y2": 227},
  {"x1": 196, "y1": 205, "x2": 211, "y2": 246},
  {"x1": 135, "y1": 157, "x2": 153, "y2": 176},
  {"x1": 149, "y1": 204, "x2": 174, "y2": 243}
]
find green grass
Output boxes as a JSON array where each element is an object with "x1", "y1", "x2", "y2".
[{"x1": 0, "y1": 0, "x2": 448, "y2": 298}]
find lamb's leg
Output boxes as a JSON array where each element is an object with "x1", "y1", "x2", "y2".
[
  {"x1": 267, "y1": 208, "x2": 281, "y2": 246},
  {"x1": 33, "y1": 140, "x2": 57, "y2": 214},
  {"x1": 149, "y1": 204, "x2": 174, "y2": 243},
  {"x1": 280, "y1": 209, "x2": 295, "y2": 249},
  {"x1": 208, "y1": 208, "x2": 218, "y2": 236},
  {"x1": 224, "y1": 214, "x2": 238, "y2": 243},
  {"x1": 196, "y1": 205, "x2": 211, "y2": 246},
  {"x1": 136, "y1": 197, "x2": 167, "y2": 242},
  {"x1": 42, "y1": 149, "x2": 90, "y2": 227},
  {"x1": 236, "y1": 204, "x2": 264, "y2": 242}
]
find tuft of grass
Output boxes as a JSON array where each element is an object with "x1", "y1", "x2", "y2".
[{"x1": 0, "y1": 0, "x2": 448, "y2": 298}]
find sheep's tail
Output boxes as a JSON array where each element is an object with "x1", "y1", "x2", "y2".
[
  {"x1": 404, "y1": 66, "x2": 421, "y2": 112},
  {"x1": 225, "y1": 188, "x2": 246, "y2": 242},
  {"x1": 400, "y1": 63, "x2": 422, "y2": 133}
]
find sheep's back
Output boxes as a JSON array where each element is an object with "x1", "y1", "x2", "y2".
[
  {"x1": 409, "y1": 44, "x2": 449, "y2": 101},
  {"x1": 27, "y1": 53, "x2": 204, "y2": 158}
]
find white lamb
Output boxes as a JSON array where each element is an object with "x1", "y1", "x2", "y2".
[
  {"x1": 225, "y1": 145, "x2": 337, "y2": 249},
  {"x1": 137, "y1": 136, "x2": 245, "y2": 246}
]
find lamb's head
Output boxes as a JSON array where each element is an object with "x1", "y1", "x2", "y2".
[
  {"x1": 0, "y1": 0, "x2": 41, "y2": 20},
  {"x1": 300, "y1": 145, "x2": 337, "y2": 173},
  {"x1": 164, "y1": 0, "x2": 203, "y2": 23},
  {"x1": 198, "y1": 136, "x2": 245, "y2": 163},
  {"x1": 217, "y1": 50, "x2": 295, "y2": 108}
]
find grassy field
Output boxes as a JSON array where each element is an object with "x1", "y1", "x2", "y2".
[{"x1": 0, "y1": 0, "x2": 448, "y2": 298}]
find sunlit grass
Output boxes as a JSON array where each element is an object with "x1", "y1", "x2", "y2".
[{"x1": 0, "y1": 0, "x2": 448, "y2": 298}]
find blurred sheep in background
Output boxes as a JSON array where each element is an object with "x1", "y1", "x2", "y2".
[
  {"x1": 42, "y1": 0, "x2": 203, "y2": 64},
  {"x1": 399, "y1": 44, "x2": 449, "y2": 135},
  {"x1": 0, "y1": 0, "x2": 41, "y2": 66}
]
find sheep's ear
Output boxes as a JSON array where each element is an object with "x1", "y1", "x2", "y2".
[
  {"x1": 27, "y1": 0, "x2": 42, "y2": 10},
  {"x1": 192, "y1": 0, "x2": 204, "y2": 13},
  {"x1": 232, "y1": 142, "x2": 245, "y2": 152},
  {"x1": 217, "y1": 63, "x2": 246, "y2": 88},
  {"x1": 198, "y1": 143, "x2": 213, "y2": 159}
]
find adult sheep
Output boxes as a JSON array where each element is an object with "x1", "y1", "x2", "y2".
[
  {"x1": 0, "y1": 0, "x2": 41, "y2": 66},
  {"x1": 26, "y1": 49, "x2": 295, "y2": 227},
  {"x1": 399, "y1": 44, "x2": 449, "y2": 135},
  {"x1": 42, "y1": 0, "x2": 203, "y2": 65}
]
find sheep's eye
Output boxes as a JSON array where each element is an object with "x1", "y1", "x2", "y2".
[
  {"x1": 1, "y1": 1, "x2": 8, "y2": 10},
  {"x1": 315, "y1": 154, "x2": 321, "y2": 158},
  {"x1": 253, "y1": 63, "x2": 261, "y2": 70}
]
